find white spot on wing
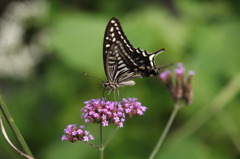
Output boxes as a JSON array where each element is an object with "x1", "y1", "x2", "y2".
[
  {"x1": 106, "y1": 44, "x2": 110, "y2": 47},
  {"x1": 110, "y1": 27, "x2": 114, "y2": 32},
  {"x1": 111, "y1": 20, "x2": 115, "y2": 23},
  {"x1": 142, "y1": 51, "x2": 147, "y2": 57},
  {"x1": 108, "y1": 60, "x2": 115, "y2": 64},
  {"x1": 109, "y1": 57, "x2": 115, "y2": 60},
  {"x1": 150, "y1": 61, "x2": 153, "y2": 66},
  {"x1": 118, "y1": 60, "x2": 123, "y2": 64},
  {"x1": 149, "y1": 54, "x2": 155, "y2": 61},
  {"x1": 149, "y1": 54, "x2": 155, "y2": 66},
  {"x1": 118, "y1": 63, "x2": 126, "y2": 68}
]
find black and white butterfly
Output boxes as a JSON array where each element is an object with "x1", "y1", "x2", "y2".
[{"x1": 103, "y1": 17, "x2": 169, "y2": 90}]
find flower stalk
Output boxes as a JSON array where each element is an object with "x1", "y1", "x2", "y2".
[
  {"x1": 148, "y1": 63, "x2": 195, "y2": 159},
  {"x1": 104, "y1": 127, "x2": 119, "y2": 147},
  {"x1": 0, "y1": 96, "x2": 34, "y2": 158},
  {"x1": 149, "y1": 103, "x2": 182, "y2": 159},
  {"x1": 99, "y1": 122, "x2": 104, "y2": 159}
]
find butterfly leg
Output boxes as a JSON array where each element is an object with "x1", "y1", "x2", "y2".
[
  {"x1": 117, "y1": 89, "x2": 122, "y2": 101},
  {"x1": 107, "y1": 89, "x2": 112, "y2": 95},
  {"x1": 117, "y1": 89, "x2": 121, "y2": 97}
]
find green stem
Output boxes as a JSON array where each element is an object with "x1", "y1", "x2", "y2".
[
  {"x1": 0, "y1": 96, "x2": 34, "y2": 158},
  {"x1": 99, "y1": 122, "x2": 104, "y2": 159},
  {"x1": 215, "y1": 111, "x2": 240, "y2": 152},
  {"x1": 149, "y1": 103, "x2": 181, "y2": 159},
  {"x1": 169, "y1": 74, "x2": 240, "y2": 143},
  {"x1": 86, "y1": 142, "x2": 100, "y2": 149},
  {"x1": 104, "y1": 127, "x2": 119, "y2": 147}
]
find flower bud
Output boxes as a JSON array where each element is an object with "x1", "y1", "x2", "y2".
[
  {"x1": 160, "y1": 63, "x2": 194, "y2": 105},
  {"x1": 183, "y1": 71, "x2": 195, "y2": 104}
]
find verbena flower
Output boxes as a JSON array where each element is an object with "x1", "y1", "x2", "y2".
[
  {"x1": 62, "y1": 124, "x2": 94, "y2": 143},
  {"x1": 81, "y1": 98, "x2": 125, "y2": 127},
  {"x1": 122, "y1": 98, "x2": 147, "y2": 117},
  {"x1": 81, "y1": 98, "x2": 147, "y2": 127},
  {"x1": 160, "y1": 63, "x2": 195, "y2": 104}
]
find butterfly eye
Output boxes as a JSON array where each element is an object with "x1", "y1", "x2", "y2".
[{"x1": 103, "y1": 82, "x2": 109, "y2": 87}]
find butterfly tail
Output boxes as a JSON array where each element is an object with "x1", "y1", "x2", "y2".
[
  {"x1": 152, "y1": 48, "x2": 165, "y2": 56},
  {"x1": 152, "y1": 48, "x2": 173, "y2": 70}
]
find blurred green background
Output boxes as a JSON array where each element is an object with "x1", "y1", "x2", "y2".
[{"x1": 0, "y1": 0, "x2": 240, "y2": 158}]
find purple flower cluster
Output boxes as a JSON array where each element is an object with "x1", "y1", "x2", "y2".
[
  {"x1": 122, "y1": 98, "x2": 147, "y2": 118},
  {"x1": 81, "y1": 98, "x2": 147, "y2": 127},
  {"x1": 62, "y1": 124, "x2": 94, "y2": 143},
  {"x1": 81, "y1": 98, "x2": 125, "y2": 127},
  {"x1": 160, "y1": 63, "x2": 195, "y2": 104}
]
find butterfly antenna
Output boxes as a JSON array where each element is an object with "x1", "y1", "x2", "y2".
[
  {"x1": 158, "y1": 63, "x2": 174, "y2": 70},
  {"x1": 97, "y1": 84, "x2": 103, "y2": 96},
  {"x1": 82, "y1": 72, "x2": 104, "y2": 82}
]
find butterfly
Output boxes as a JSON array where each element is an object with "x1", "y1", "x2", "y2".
[{"x1": 103, "y1": 17, "x2": 169, "y2": 91}]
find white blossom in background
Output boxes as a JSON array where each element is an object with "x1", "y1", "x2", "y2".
[{"x1": 0, "y1": 0, "x2": 49, "y2": 79}]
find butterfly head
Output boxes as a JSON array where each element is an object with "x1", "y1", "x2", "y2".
[
  {"x1": 103, "y1": 81, "x2": 110, "y2": 88},
  {"x1": 103, "y1": 81, "x2": 118, "y2": 90}
]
